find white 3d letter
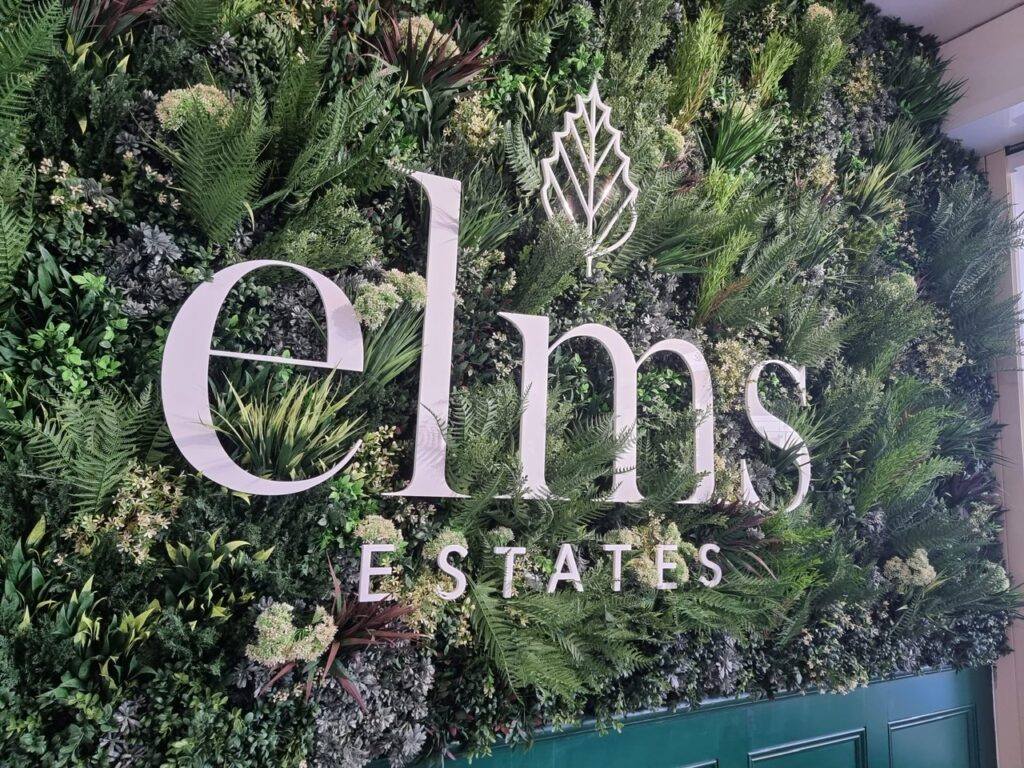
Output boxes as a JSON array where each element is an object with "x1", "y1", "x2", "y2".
[
  {"x1": 655, "y1": 544, "x2": 678, "y2": 590},
  {"x1": 499, "y1": 313, "x2": 714, "y2": 503},
  {"x1": 547, "y1": 543, "x2": 584, "y2": 593},
  {"x1": 359, "y1": 544, "x2": 395, "y2": 603},
  {"x1": 602, "y1": 543, "x2": 631, "y2": 592},
  {"x1": 437, "y1": 544, "x2": 468, "y2": 600},
  {"x1": 389, "y1": 172, "x2": 465, "y2": 498},
  {"x1": 698, "y1": 543, "x2": 723, "y2": 588},
  {"x1": 161, "y1": 260, "x2": 363, "y2": 495},
  {"x1": 495, "y1": 546, "x2": 527, "y2": 598},
  {"x1": 741, "y1": 360, "x2": 811, "y2": 512}
]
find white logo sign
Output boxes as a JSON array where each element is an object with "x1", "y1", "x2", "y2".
[{"x1": 161, "y1": 171, "x2": 811, "y2": 510}]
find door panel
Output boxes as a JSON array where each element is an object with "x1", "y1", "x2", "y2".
[
  {"x1": 889, "y1": 708, "x2": 977, "y2": 768},
  {"x1": 400, "y1": 667, "x2": 995, "y2": 768},
  {"x1": 748, "y1": 730, "x2": 867, "y2": 768}
]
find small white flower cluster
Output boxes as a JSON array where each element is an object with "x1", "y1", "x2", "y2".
[
  {"x1": 354, "y1": 269, "x2": 427, "y2": 330},
  {"x1": 883, "y1": 548, "x2": 937, "y2": 589},
  {"x1": 246, "y1": 601, "x2": 335, "y2": 667},
  {"x1": 155, "y1": 84, "x2": 231, "y2": 131}
]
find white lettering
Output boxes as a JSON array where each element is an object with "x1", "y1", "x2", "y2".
[
  {"x1": 698, "y1": 543, "x2": 723, "y2": 588},
  {"x1": 602, "y1": 543, "x2": 631, "y2": 592},
  {"x1": 740, "y1": 360, "x2": 811, "y2": 512},
  {"x1": 494, "y1": 546, "x2": 527, "y2": 598},
  {"x1": 436, "y1": 544, "x2": 468, "y2": 600},
  {"x1": 547, "y1": 543, "x2": 584, "y2": 592},
  {"x1": 655, "y1": 544, "x2": 678, "y2": 590},
  {"x1": 359, "y1": 544, "x2": 395, "y2": 602}
]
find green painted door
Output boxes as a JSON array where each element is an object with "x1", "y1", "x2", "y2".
[{"x1": 437, "y1": 668, "x2": 995, "y2": 768}]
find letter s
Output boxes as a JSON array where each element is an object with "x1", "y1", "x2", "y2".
[
  {"x1": 740, "y1": 360, "x2": 811, "y2": 512},
  {"x1": 698, "y1": 543, "x2": 723, "y2": 587}
]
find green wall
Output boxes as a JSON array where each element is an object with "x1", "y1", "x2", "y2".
[{"x1": 437, "y1": 668, "x2": 995, "y2": 768}]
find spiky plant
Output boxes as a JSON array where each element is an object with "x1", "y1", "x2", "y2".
[
  {"x1": 372, "y1": 13, "x2": 490, "y2": 137},
  {"x1": 67, "y1": 0, "x2": 159, "y2": 46},
  {"x1": 210, "y1": 371, "x2": 363, "y2": 482},
  {"x1": 703, "y1": 103, "x2": 778, "y2": 171},
  {"x1": 667, "y1": 7, "x2": 727, "y2": 130},
  {"x1": 1, "y1": 517, "x2": 56, "y2": 630},
  {"x1": 889, "y1": 51, "x2": 965, "y2": 128},
  {"x1": 49, "y1": 576, "x2": 161, "y2": 701},
  {"x1": 162, "y1": 529, "x2": 273, "y2": 629}
]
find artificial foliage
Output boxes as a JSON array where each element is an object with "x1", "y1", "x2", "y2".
[{"x1": 0, "y1": 0, "x2": 1021, "y2": 765}]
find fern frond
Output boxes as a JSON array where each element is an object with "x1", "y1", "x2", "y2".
[
  {"x1": 781, "y1": 296, "x2": 848, "y2": 366},
  {"x1": 0, "y1": 188, "x2": 31, "y2": 307},
  {"x1": 0, "y1": 0, "x2": 62, "y2": 157},
  {"x1": 1, "y1": 387, "x2": 163, "y2": 519},
  {"x1": 277, "y1": 72, "x2": 395, "y2": 210},
  {"x1": 160, "y1": 90, "x2": 269, "y2": 243},
  {"x1": 467, "y1": 578, "x2": 521, "y2": 696},
  {"x1": 502, "y1": 119, "x2": 542, "y2": 196}
]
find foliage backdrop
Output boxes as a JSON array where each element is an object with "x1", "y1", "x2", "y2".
[{"x1": 0, "y1": 0, "x2": 1021, "y2": 765}]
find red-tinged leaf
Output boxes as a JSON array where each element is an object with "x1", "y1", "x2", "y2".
[
  {"x1": 375, "y1": 604, "x2": 415, "y2": 622},
  {"x1": 257, "y1": 662, "x2": 296, "y2": 697},
  {"x1": 369, "y1": 629, "x2": 425, "y2": 642},
  {"x1": 321, "y1": 640, "x2": 341, "y2": 688},
  {"x1": 304, "y1": 674, "x2": 315, "y2": 701},
  {"x1": 338, "y1": 676, "x2": 367, "y2": 713},
  {"x1": 327, "y1": 557, "x2": 342, "y2": 610},
  {"x1": 339, "y1": 637, "x2": 381, "y2": 647},
  {"x1": 744, "y1": 551, "x2": 776, "y2": 578}
]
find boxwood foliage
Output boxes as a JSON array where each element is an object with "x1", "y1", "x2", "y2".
[{"x1": 0, "y1": 0, "x2": 1021, "y2": 765}]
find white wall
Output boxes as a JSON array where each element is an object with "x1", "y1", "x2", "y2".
[
  {"x1": 943, "y1": 6, "x2": 1024, "y2": 155},
  {"x1": 985, "y1": 147, "x2": 1024, "y2": 768}
]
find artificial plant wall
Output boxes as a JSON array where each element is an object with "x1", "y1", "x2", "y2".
[{"x1": 0, "y1": 0, "x2": 1021, "y2": 766}]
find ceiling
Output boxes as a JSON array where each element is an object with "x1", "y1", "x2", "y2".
[
  {"x1": 871, "y1": 0, "x2": 1022, "y2": 43},
  {"x1": 870, "y1": 0, "x2": 1024, "y2": 154}
]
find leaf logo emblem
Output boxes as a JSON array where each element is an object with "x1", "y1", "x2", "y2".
[{"x1": 540, "y1": 81, "x2": 640, "y2": 276}]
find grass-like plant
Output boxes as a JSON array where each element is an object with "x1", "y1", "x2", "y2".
[
  {"x1": 362, "y1": 305, "x2": 423, "y2": 395},
  {"x1": 889, "y1": 52, "x2": 965, "y2": 128},
  {"x1": 210, "y1": 371, "x2": 363, "y2": 481},
  {"x1": 704, "y1": 103, "x2": 778, "y2": 171},
  {"x1": 844, "y1": 118, "x2": 929, "y2": 223}
]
